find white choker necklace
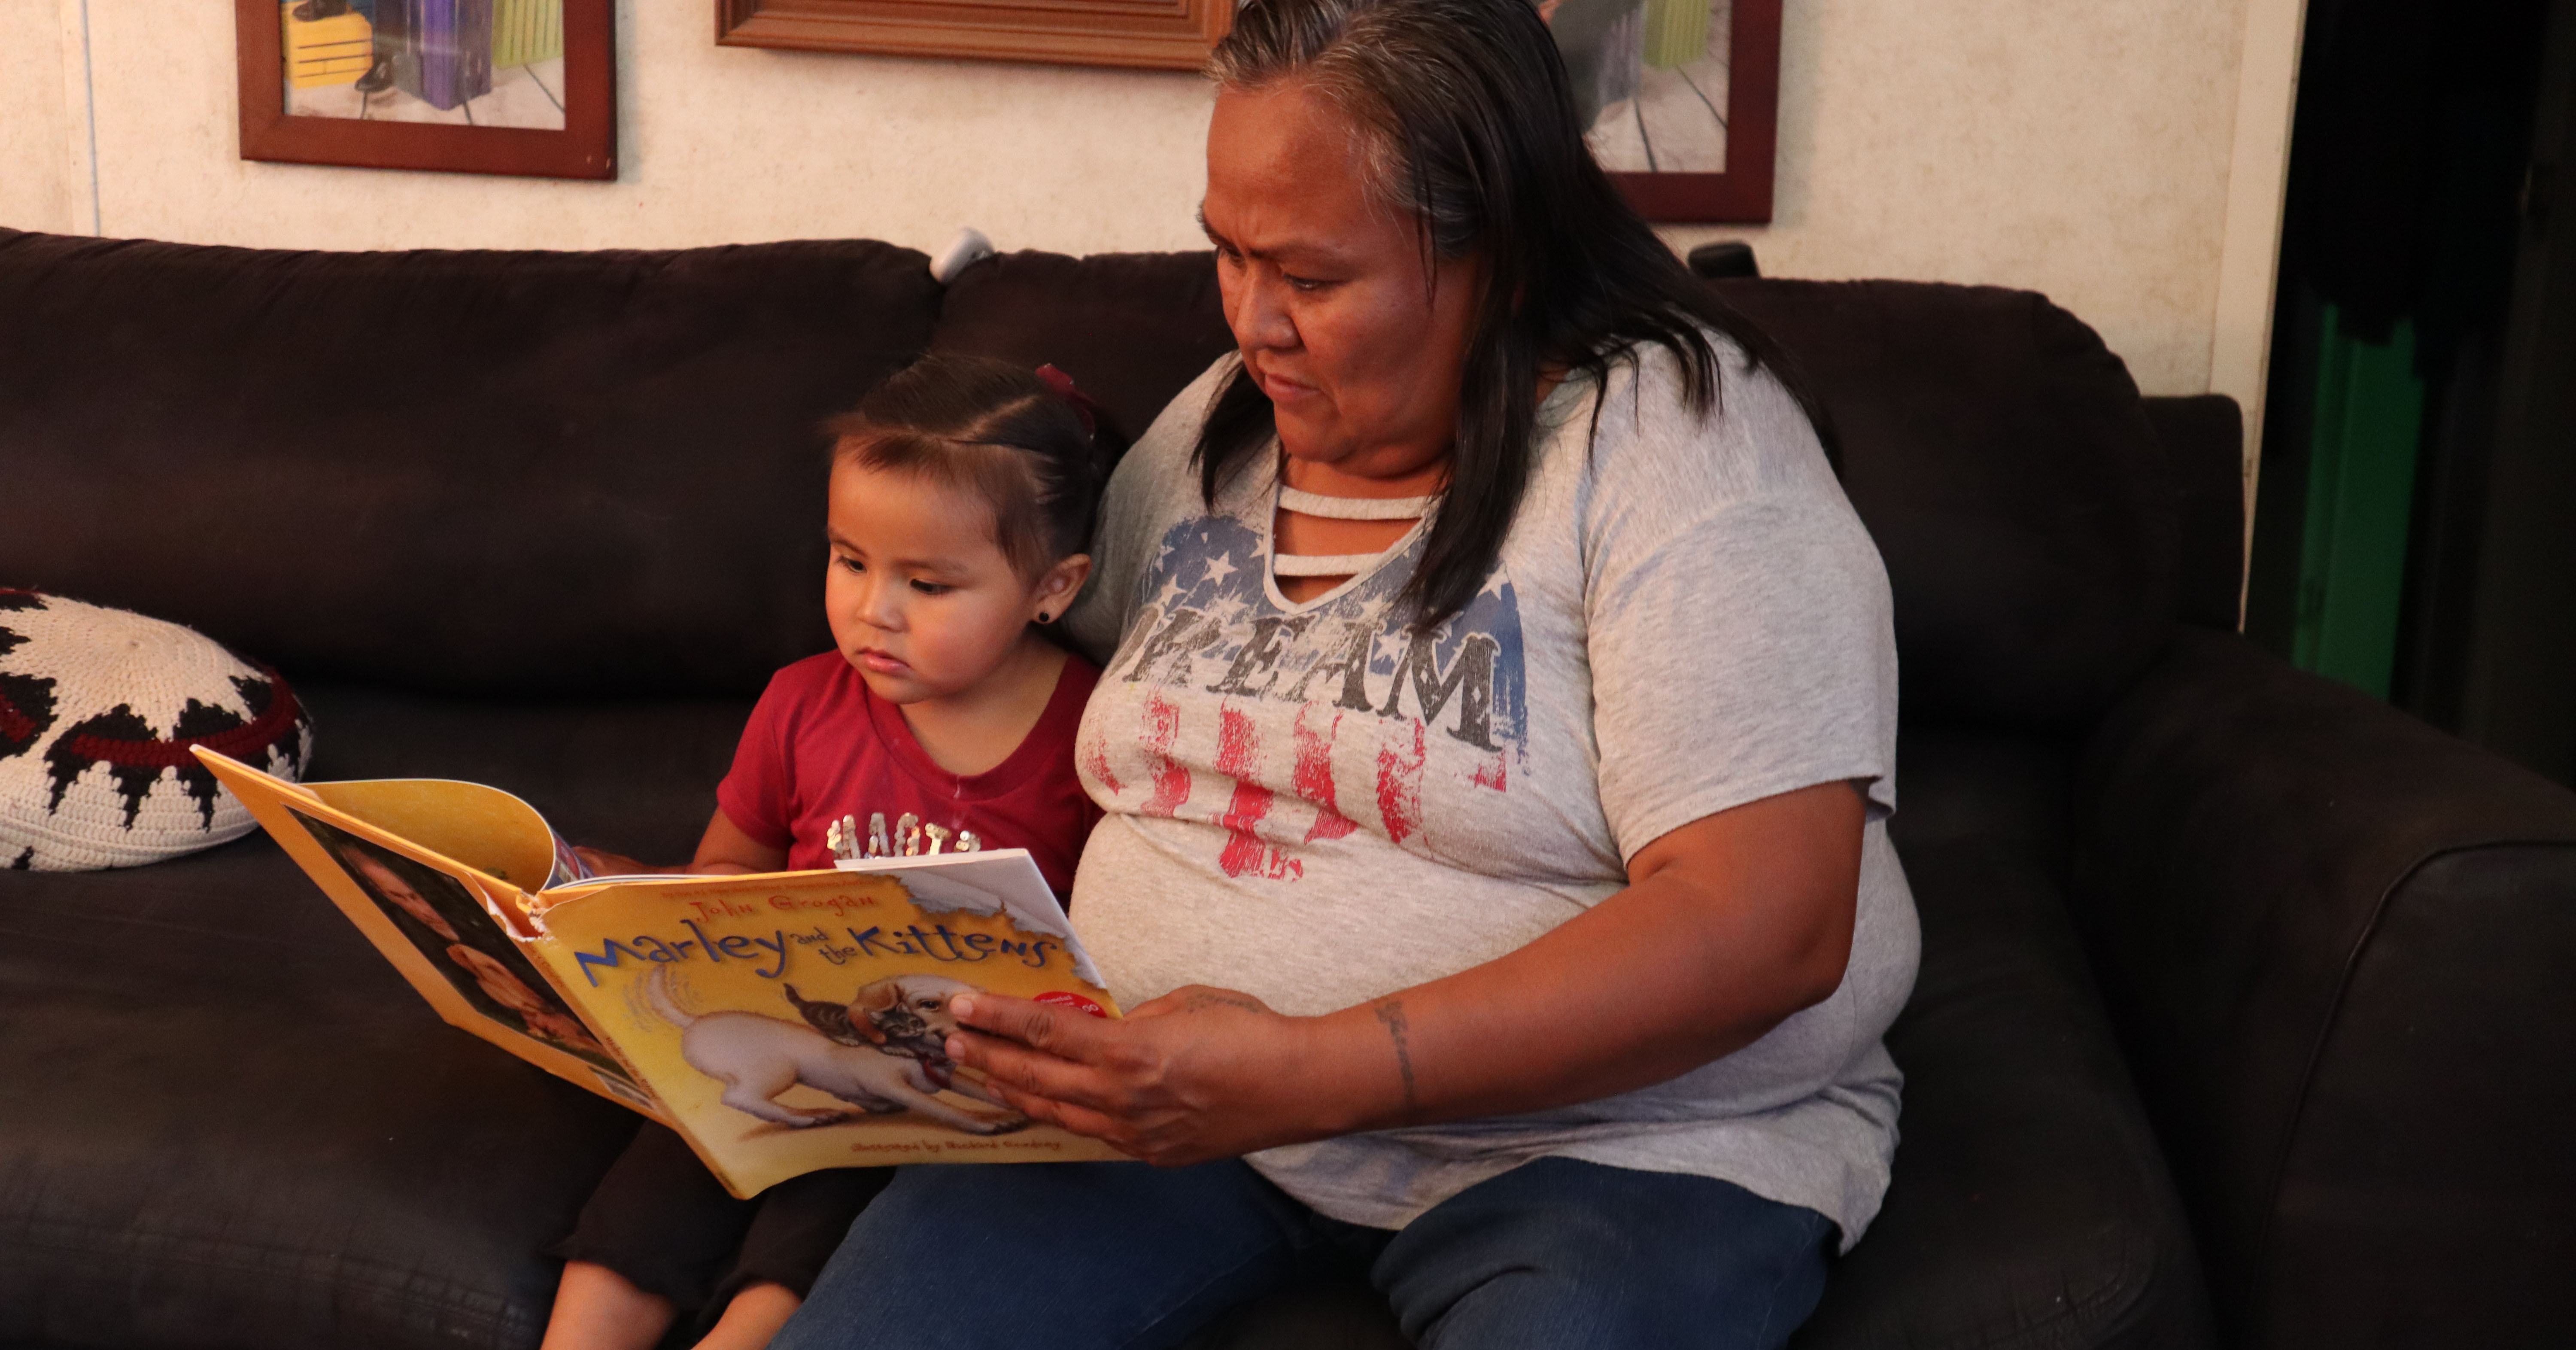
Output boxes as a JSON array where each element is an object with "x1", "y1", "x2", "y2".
[{"x1": 1278, "y1": 484, "x2": 1439, "y2": 520}]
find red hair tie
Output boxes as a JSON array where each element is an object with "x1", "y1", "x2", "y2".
[{"x1": 1034, "y1": 363, "x2": 1101, "y2": 439}]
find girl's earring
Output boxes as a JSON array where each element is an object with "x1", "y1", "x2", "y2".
[{"x1": 1037, "y1": 611, "x2": 1053, "y2": 624}]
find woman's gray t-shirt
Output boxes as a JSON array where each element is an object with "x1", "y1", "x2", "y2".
[{"x1": 1063, "y1": 342, "x2": 1918, "y2": 1248}]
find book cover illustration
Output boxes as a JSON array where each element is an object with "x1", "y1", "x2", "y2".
[
  {"x1": 196, "y1": 748, "x2": 1126, "y2": 1196},
  {"x1": 292, "y1": 809, "x2": 626, "y2": 1076},
  {"x1": 531, "y1": 855, "x2": 1122, "y2": 1192}
]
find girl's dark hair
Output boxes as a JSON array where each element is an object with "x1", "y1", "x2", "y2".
[
  {"x1": 825, "y1": 353, "x2": 1123, "y2": 581},
  {"x1": 1203, "y1": 0, "x2": 1832, "y2": 628}
]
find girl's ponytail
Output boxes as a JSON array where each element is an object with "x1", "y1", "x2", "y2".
[{"x1": 1034, "y1": 363, "x2": 1127, "y2": 490}]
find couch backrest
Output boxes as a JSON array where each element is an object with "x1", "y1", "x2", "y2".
[
  {"x1": 0, "y1": 230, "x2": 939, "y2": 697},
  {"x1": 924, "y1": 259, "x2": 2191, "y2": 732},
  {"x1": 0, "y1": 232, "x2": 2187, "y2": 727},
  {"x1": 1715, "y1": 279, "x2": 2181, "y2": 730},
  {"x1": 925, "y1": 248, "x2": 1237, "y2": 448}
]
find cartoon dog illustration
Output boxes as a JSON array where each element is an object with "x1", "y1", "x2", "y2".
[
  {"x1": 786, "y1": 974, "x2": 974, "y2": 1089},
  {"x1": 645, "y1": 967, "x2": 1025, "y2": 1134}
]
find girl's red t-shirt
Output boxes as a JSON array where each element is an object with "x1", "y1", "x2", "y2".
[{"x1": 715, "y1": 650, "x2": 1102, "y2": 897}]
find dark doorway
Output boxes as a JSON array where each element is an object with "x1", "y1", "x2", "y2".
[{"x1": 2248, "y1": 0, "x2": 2576, "y2": 783}]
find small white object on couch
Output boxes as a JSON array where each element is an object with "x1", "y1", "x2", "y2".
[
  {"x1": 0, "y1": 592, "x2": 313, "y2": 871},
  {"x1": 930, "y1": 227, "x2": 996, "y2": 284}
]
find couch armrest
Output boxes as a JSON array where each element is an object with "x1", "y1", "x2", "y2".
[{"x1": 2071, "y1": 628, "x2": 2576, "y2": 1347}]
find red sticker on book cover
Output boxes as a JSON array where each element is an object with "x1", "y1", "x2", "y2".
[{"x1": 1035, "y1": 991, "x2": 1107, "y2": 1018}]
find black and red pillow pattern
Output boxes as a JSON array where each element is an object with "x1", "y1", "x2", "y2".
[{"x1": 0, "y1": 590, "x2": 313, "y2": 870}]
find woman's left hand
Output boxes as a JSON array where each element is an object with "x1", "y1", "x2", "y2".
[
  {"x1": 943, "y1": 985, "x2": 1351, "y2": 1166},
  {"x1": 571, "y1": 845, "x2": 663, "y2": 877}
]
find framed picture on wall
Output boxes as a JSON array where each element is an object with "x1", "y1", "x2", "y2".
[
  {"x1": 717, "y1": 0, "x2": 1230, "y2": 71},
  {"x1": 235, "y1": 0, "x2": 616, "y2": 179},
  {"x1": 716, "y1": 0, "x2": 1774, "y2": 223},
  {"x1": 1550, "y1": 0, "x2": 1779, "y2": 223}
]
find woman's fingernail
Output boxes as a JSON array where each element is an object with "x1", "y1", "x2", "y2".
[
  {"x1": 952, "y1": 995, "x2": 976, "y2": 1019},
  {"x1": 945, "y1": 1036, "x2": 966, "y2": 1060}
]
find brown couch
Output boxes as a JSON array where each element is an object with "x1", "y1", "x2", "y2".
[{"x1": 3, "y1": 226, "x2": 2570, "y2": 1350}]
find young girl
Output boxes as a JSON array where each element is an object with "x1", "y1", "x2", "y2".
[{"x1": 538, "y1": 353, "x2": 1113, "y2": 1350}]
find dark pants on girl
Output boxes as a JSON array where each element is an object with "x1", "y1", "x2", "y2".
[{"x1": 553, "y1": 1125, "x2": 891, "y2": 1340}]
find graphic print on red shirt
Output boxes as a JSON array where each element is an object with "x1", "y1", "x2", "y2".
[{"x1": 715, "y1": 650, "x2": 1102, "y2": 897}]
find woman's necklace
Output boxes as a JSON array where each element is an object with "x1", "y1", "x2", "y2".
[
  {"x1": 1276, "y1": 485, "x2": 1441, "y2": 520},
  {"x1": 1272, "y1": 484, "x2": 1440, "y2": 579}
]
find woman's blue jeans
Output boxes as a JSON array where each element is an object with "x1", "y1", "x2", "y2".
[{"x1": 770, "y1": 1155, "x2": 1835, "y2": 1350}]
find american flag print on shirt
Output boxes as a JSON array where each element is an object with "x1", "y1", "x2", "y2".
[{"x1": 1081, "y1": 514, "x2": 1529, "y2": 881}]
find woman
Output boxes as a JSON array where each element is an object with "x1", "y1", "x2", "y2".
[{"x1": 776, "y1": 0, "x2": 1915, "y2": 1345}]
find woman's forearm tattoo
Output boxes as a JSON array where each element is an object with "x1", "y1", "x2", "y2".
[{"x1": 1373, "y1": 1000, "x2": 1418, "y2": 1116}]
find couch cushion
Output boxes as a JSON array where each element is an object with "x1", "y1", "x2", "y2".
[
  {"x1": 927, "y1": 249, "x2": 1237, "y2": 449},
  {"x1": 1797, "y1": 834, "x2": 2213, "y2": 1349},
  {"x1": 1717, "y1": 280, "x2": 2181, "y2": 731},
  {"x1": 0, "y1": 834, "x2": 636, "y2": 1350},
  {"x1": 0, "y1": 681, "x2": 766, "y2": 1349},
  {"x1": 1885, "y1": 723, "x2": 2080, "y2": 879},
  {"x1": 1783, "y1": 730, "x2": 2212, "y2": 1347},
  {"x1": 0, "y1": 230, "x2": 942, "y2": 701}
]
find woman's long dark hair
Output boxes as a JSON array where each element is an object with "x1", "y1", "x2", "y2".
[{"x1": 1202, "y1": 0, "x2": 1829, "y2": 629}]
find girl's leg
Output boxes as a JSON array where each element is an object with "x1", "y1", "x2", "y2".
[
  {"x1": 687, "y1": 1166, "x2": 896, "y2": 1350},
  {"x1": 1373, "y1": 1158, "x2": 1836, "y2": 1350},
  {"x1": 772, "y1": 1160, "x2": 1338, "y2": 1350},
  {"x1": 690, "y1": 1282, "x2": 803, "y2": 1350},
  {"x1": 542, "y1": 1262, "x2": 677, "y2": 1350},
  {"x1": 544, "y1": 1124, "x2": 759, "y2": 1350}
]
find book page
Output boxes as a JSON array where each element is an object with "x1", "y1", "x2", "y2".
[
  {"x1": 828, "y1": 849, "x2": 1099, "y2": 984},
  {"x1": 528, "y1": 863, "x2": 1126, "y2": 1197},
  {"x1": 303, "y1": 777, "x2": 572, "y2": 891},
  {"x1": 195, "y1": 750, "x2": 662, "y2": 1116}
]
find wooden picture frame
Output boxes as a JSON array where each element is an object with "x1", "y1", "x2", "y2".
[
  {"x1": 1598, "y1": 0, "x2": 1776, "y2": 223},
  {"x1": 716, "y1": 0, "x2": 1231, "y2": 71},
  {"x1": 237, "y1": 0, "x2": 616, "y2": 180},
  {"x1": 717, "y1": 0, "x2": 1774, "y2": 222}
]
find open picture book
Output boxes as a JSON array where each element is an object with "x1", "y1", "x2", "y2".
[{"x1": 194, "y1": 748, "x2": 1126, "y2": 1198}]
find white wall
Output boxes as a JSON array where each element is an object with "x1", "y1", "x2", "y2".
[
  {"x1": 1667, "y1": 0, "x2": 2268, "y2": 401},
  {"x1": 4, "y1": 0, "x2": 2300, "y2": 410},
  {"x1": 6, "y1": 1, "x2": 1219, "y2": 257},
  {"x1": 0, "y1": 0, "x2": 81, "y2": 235}
]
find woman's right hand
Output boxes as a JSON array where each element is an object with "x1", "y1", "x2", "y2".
[{"x1": 941, "y1": 985, "x2": 1377, "y2": 1167}]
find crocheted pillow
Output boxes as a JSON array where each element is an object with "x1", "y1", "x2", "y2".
[{"x1": 0, "y1": 590, "x2": 313, "y2": 871}]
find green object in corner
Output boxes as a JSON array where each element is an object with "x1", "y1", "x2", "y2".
[
  {"x1": 1642, "y1": 0, "x2": 1712, "y2": 70},
  {"x1": 492, "y1": 0, "x2": 563, "y2": 70},
  {"x1": 2292, "y1": 306, "x2": 2427, "y2": 699}
]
